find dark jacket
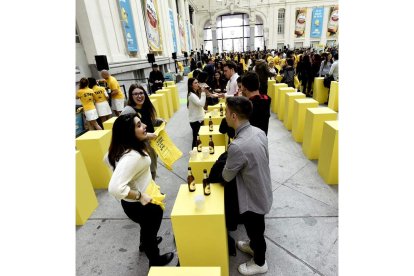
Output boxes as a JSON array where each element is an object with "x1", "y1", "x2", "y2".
[
  {"x1": 249, "y1": 94, "x2": 271, "y2": 135},
  {"x1": 149, "y1": 70, "x2": 165, "y2": 92}
]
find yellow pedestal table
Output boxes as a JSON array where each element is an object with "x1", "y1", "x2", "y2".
[
  {"x1": 277, "y1": 87, "x2": 296, "y2": 121},
  {"x1": 189, "y1": 146, "x2": 226, "y2": 183},
  {"x1": 164, "y1": 85, "x2": 179, "y2": 112},
  {"x1": 283, "y1": 92, "x2": 306, "y2": 130},
  {"x1": 204, "y1": 111, "x2": 225, "y2": 125},
  {"x1": 267, "y1": 79, "x2": 276, "y2": 95},
  {"x1": 149, "y1": 94, "x2": 169, "y2": 120},
  {"x1": 156, "y1": 89, "x2": 173, "y2": 118},
  {"x1": 272, "y1": 83, "x2": 287, "y2": 114},
  {"x1": 313, "y1": 77, "x2": 329, "y2": 104},
  {"x1": 171, "y1": 184, "x2": 229, "y2": 276},
  {"x1": 75, "y1": 130, "x2": 112, "y2": 189},
  {"x1": 76, "y1": 150, "x2": 98, "y2": 225},
  {"x1": 199, "y1": 125, "x2": 226, "y2": 147},
  {"x1": 102, "y1": 117, "x2": 117, "y2": 130},
  {"x1": 148, "y1": 267, "x2": 221, "y2": 276},
  {"x1": 292, "y1": 98, "x2": 319, "y2": 143},
  {"x1": 163, "y1": 80, "x2": 175, "y2": 87},
  {"x1": 302, "y1": 107, "x2": 338, "y2": 160},
  {"x1": 149, "y1": 98, "x2": 160, "y2": 119},
  {"x1": 318, "y1": 120, "x2": 338, "y2": 184},
  {"x1": 328, "y1": 81, "x2": 339, "y2": 112},
  {"x1": 208, "y1": 102, "x2": 226, "y2": 112}
]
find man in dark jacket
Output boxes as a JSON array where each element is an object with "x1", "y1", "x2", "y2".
[
  {"x1": 240, "y1": 72, "x2": 271, "y2": 135},
  {"x1": 203, "y1": 58, "x2": 215, "y2": 88},
  {"x1": 148, "y1": 63, "x2": 165, "y2": 94}
]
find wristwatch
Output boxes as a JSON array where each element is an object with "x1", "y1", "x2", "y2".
[{"x1": 135, "y1": 191, "x2": 142, "y2": 201}]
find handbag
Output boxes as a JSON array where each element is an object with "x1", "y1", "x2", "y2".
[{"x1": 323, "y1": 75, "x2": 334, "y2": 88}]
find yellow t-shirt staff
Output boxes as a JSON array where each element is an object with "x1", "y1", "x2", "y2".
[
  {"x1": 89, "y1": 77, "x2": 112, "y2": 122},
  {"x1": 76, "y1": 78, "x2": 102, "y2": 130},
  {"x1": 101, "y1": 70, "x2": 125, "y2": 116}
]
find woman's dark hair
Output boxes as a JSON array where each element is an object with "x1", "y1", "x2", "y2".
[
  {"x1": 197, "y1": 71, "x2": 208, "y2": 83},
  {"x1": 127, "y1": 83, "x2": 156, "y2": 123},
  {"x1": 79, "y1": 78, "x2": 89, "y2": 89},
  {"x1": 108, "y1": 113, "x2": 148, "y2": 169},
  {"x1": 87, "y1": 78, "x2": 97, "y2": 89},
  {"x1": 187, "y1": 78, "x2": 200, "y2": 108},
  {"x1": 196, "y1": 61, "x2": 203, "y2": 69}
]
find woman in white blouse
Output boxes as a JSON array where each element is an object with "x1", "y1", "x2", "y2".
[
  {"x1": 106, "y1": 113, "x2": 174, "y2": 267},
  {"x1": 187, "y1": 78, "x2": 206, "y2": 148}
]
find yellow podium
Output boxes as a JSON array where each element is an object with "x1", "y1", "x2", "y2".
[
  {"x1": 292, "y1": 98, "x2": 319, "y2": 143},
  {"x1": 204, "y1": 111, "x2": 225, "y2": 125},
  {"x1": 189, "y1": 146, "x2": 226, "y2": 183},
  {"x1": 76, "y1": 130, "x2": 112, "y2": 189},
  {"x1": 277, "y1": 87, "x2": 296, "y2": 121},
  {"x1": 272, "y1": 83, "x2": 288, "y2": 114},
  {"x1": 102, "y1": 117, "x2": 117, "y2": 130},
  {"x1": 328, "y1": 81, "x2": 339, "y2": 112},
  {"x1": 150, "y1": 98, "x2": 160, "y2": 120},
  {"x1": 164, "y1": 85, "x2": 179, "y2": 112},
  {"x1": 318, "y1": 121, "x2": 338, "y2": 184},
  {"x1": 171, "y1": 184, "x2": 228, "y2": 276},
  {"x1": 284, "y1": 92, "x2": 306, "y2": 130},
  {"x1": 163, "y1": 80, "x2": 175, "y2": 87},
  {"x1": 76, "y1": 150, "x2": 98, "y2": 225},
  {"x1": 148, "y1": 267, "x2": 221, "y2": 276},
  {"x1": 199, "y1": 125, "x2": 226, "y2": 147},
  {"x1": 156, "y1": 89, "x2": 173, "y2": 118},
  {"x1": 267, "y1": 79, "x2": 276, "y2": 95},
  {"x1": 149, "y1": 94, "x2": 169, "y2": 120},
  {"x1": 313, "y1": 77, "x2": 329, "y2": 104},
  {"x1": 302, "y1": 107, "x2": 337, "y2": 160},
  {"x1": 208, "y1": 102, "x2": 226, "y2": 112}
]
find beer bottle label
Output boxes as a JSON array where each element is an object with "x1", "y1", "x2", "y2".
[
  {"x1": 204, "y1": 184, "x2": 211, "y2": 195},
  {"x1": 209, "y1": 146, "x2": 214, "y2": 154},
  {"x1": 209, "y1": 124, "x2": 213, "y2": 131},
  {"x1": 197, "y1": 143, "x2": 202, "y2": 152},
  {"x1": 189, "y1": 180, "x2": 196, "y2": 191}
]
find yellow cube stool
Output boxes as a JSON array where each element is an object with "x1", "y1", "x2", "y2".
[
  {"x1": 277, "y1": 87, "x2": 296, "y2": 121},
  {"x1": 318, "y1": 120, "x2": 338, "y2": 184},
  {"x1": 188, "y1": 71, "x2": 193, "y2": 79},
  {"x1": 76, "y1": 130, "x2": 112, "y2": 189},
  {"x1": 148, "y1": 267, "x2": 221, "y2": 276},
  {"x1": 156, "y1": 89, "x2": 173, "y2": 118},
  {"x1": 328, "y1": 81, "x2": 339, "y2": 112},
  {"x1": 189, "y1": 146, "x2": 226, "y2": 183},
  {"x1": 313, "y1": 77, "x2": 329, "y2": 104},
  {"x1": 76, "y1": 150, "x2": 98, "y2": 225},
  {"x1": 163, "y1": 80, "x2": 175, "y2": 87},
  {"x1": 302, "y1": 107, "x2": 337, "y2": 160},
  {"x1": 164, "y1": 85, "x2": 179, "y2": 112},
  {"x1": 149, "y1": 94, "x2": 169, "y2": 120},
  {"x1": 204, "y1": 111, "x2": 225, "y2": 125},
  {"x1": 208, "y1": 102, "x2": 226, "y2": 112},
  {"x1": 149, "y1": 98, "x2": 160, "y2": 119},
  {"x1": 276, "y1": 74, "x2": 283, "y2": 83},
  {"x1": 268, "y1": 84, "x2": 277, "y2": 112},
  {"x1": 267, "y1": 79, "x2": 276, "y2": 95},
  {"x1": 102, "y1": 117, "x2": 117, "y2": 130},
  {"x1": 272, "y1": 83, "x2": 288, "y2": 114},
  {"x1": 283, "y1": 92, "x2": 306, "y2": 130},
  {"x1": 292, "y1": 98, "x2": 319, "y2": 143},
  {"x1": 171, "y1": 184, "x2": 229, "y2": 276},
  {"x1": 199, "y1": 125, "x2": 226, "y2": 147}
]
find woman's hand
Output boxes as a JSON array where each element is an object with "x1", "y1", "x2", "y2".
[
  {"x1": 146, "y1": 133, "x2": 158, "y2": 140},
  {"x1": 139, "y1": 193, "x2": 152, "y2": 205}
]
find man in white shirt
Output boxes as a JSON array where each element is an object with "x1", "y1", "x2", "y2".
[
  {"x1": 329, "y1": 52, "x2": 339, "y2": 81},
  {"x1": 223, "y1": 61, "x2": 240, "y2": 97}
]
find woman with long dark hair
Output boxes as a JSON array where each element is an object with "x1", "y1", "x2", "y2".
[
  {"x1": 106, "y1": 113, "x2": 174, "y2": 267},
  {"x1": 187, "y1": 78, "x2": 206, "y2": 148}
]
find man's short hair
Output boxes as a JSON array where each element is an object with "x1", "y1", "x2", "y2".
[
  {"x1": 152, "y1": 63, "x2": 159, "y2": 68},
  {"x1": 286, "y1": 58, "x2": 294, "y2": 66},
  {"x1": 223, "y1": 61, "x2": 237, "y2": 71},
  {"x1": 226, "y1": 96, "x2": 253, "y2": 120},
  {"x1": 241, "y1": 72, "x2": 259, "y2": 92}
]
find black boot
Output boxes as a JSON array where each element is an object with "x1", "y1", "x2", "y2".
[
  {"x1": 149, "y1": 252, "x2": 174, "y2": 267},
  {"x1": 140, "y1": 236, "x2": 162, "y2": 252}
]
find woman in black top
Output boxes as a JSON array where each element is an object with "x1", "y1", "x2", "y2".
[{"x1": 211, "y1": 71, "x2": 226, "y2": 93}]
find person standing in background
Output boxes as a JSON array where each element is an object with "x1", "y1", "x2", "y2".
[
  {"x1": 223, "y1": 61, "x2": 239, "y2": 97},
  {"x1": 88, "y1": 77, "x2": 112, "y2": 124},
  {"x1": 100, "y1": 70, "x2": 125, "y2": 116},
  {"x1": 148, "y1": 64, "x2": 165, "y2": 94},
  {"x1": 76, "y1": 77, "x2": 102, "y2": 130},
  {"x1": 187, "y1": 78, "x2": 207, "y2": 149}
]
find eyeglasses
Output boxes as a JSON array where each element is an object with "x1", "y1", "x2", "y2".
[{"x1": 132, "y1": 92, "x2": 145, "y2": 97}]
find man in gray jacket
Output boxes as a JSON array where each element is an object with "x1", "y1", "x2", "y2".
[{"x1": 222, "y1": 96, "x2": 273, "y2": 275}]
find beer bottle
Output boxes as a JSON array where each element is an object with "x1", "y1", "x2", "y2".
[
  {"x1": 209, "y1": 135, "x2": 215, "y2": 154},
  {"x1": 219, "y1": 104, "x2": 223, "y2": 117},
  {"x1": 187, "y1": 167, "x2": 196, "y2": 192},
  {"x1": 209, "y1": 116, "x2": 213, "y2": 132},
  {"x1": 202, "y1": 169, "x2": 211, "y2": 196},
  {"x1": 197, "y1": 135, "x2": 202, "y2": 152}
]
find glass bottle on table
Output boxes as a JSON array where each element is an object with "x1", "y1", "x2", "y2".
[
  {"x1": 197, "y1": 135, "x2": 202, "y2": 152},
  {"x1": 219, "y1": 104, "x2": 223, "y2": 117},
  {"x1": 209, "y1": 116, "x2": 213, "y2": 132},
  {"x1": 202, "y1": 169, "x2": 211, "y2": 196},
  {"x1": 187, "y1": 167, "x2": 196, "y2": 192},
  {"x1": 209, "y1": 135, "x2": 215, "y2": 154}
]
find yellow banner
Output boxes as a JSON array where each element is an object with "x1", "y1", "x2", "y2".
[{"x1": 150, "y1": 122, "x2": 183, "y2": 170}]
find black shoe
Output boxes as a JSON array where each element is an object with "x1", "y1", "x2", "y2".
[
  {"x1": 139, "y1": 236, "x2": 162, "y2": 252},
  {"x1": 149, "y1": 252, "x2": 174, "y2": 267}
]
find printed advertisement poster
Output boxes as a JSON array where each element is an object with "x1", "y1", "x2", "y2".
[
  {"x1": 178, "y1": 15, "x2": 187, "y2": 52},
  {"x1": 118, "y1": 0, "x2": 138, "y2": 52},
  {"x1": 145, "y1": 0, "x2": 162, "y2": 51},
  {"x1": 326, "y1": 6, "x2": 339, "y2": 38},
  {"x1": 310, "y1": 7, "x2": 324, "y2": 38},
  {"x1": 294, "y1": 8, "x2": 307, "y2": 38},
  {"x1": 169, "y1": 9, "x2": 178, "y2": 53},
  {"x1": 186, "y1": 22, "x2": 192, "y2": 52}
]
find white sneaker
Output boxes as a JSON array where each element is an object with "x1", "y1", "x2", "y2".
[
  {"x1": 237, "y1": 240, "x2": 254, "y2": 256},
  {"x1": 238, "y1": 258, "x2": 268, "y2": 275}
]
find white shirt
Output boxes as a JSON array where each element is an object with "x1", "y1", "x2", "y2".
[
  {"x1": 188, "y1": 91, "x2": 206, "y2": 122},
  {"x1": 225, "y1": 73, "x2": 239, "y2": 97},
  {"x1": 329, "y1": 60, "x2": 339, "y2": 81}
]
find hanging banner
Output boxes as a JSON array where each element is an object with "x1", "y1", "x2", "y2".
[
  {"x1": 294, "y1": 8, "x2": 307, "y2": 38},
  {"x1": 186, "y1": 21, "x2": 192, "y2": 52},
  {"x1": 118, "y1": 0, "x2": 138, "y2": 52},
  {"x1": 168, "y1": 9, "x2": 178, "y2": 53},
  {"x1": 310, "y1": 7, "x2": 324, "y2": 38},
  {"x1": 326, "y1": 6, "x2": 339, "y2": 38},
  {"x1": 145, "y1": 0, "x2": 163, "y2": 51},
  {"x1": 178, "y1": 15, "x2": 187, "y2": 53}
]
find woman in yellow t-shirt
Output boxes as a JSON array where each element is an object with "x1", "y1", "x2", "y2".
[
  {"x1": 88, "y1": 77, "x2": 112, "y2": 123},
  {"x1": 76, "y1": 78, "x2": 102, "y2": 130}
]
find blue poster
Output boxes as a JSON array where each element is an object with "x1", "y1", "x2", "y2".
[
  {"x1": 186, "y1": 22, "x2": 192, "y2": 51},
  {"x1": 310, "y1": 7, "x2": 324, "y2": 38},
  {"x1": 119, "y1": 0, "x2": 139, "y2": 52},
  {"x1": 169, "y1": 9, "x2": 177, "y2": 53}
]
